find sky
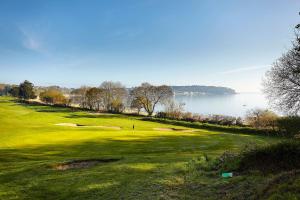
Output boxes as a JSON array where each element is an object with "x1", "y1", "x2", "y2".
[{"x1": 0, "y1": 0, "x2": 299, "y2": 92}]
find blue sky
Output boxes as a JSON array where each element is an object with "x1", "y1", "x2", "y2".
[{"x1": 0, "y1": 0, "x2": 299, "y2": 92}]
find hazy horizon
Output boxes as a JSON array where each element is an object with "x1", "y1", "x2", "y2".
[{"x1": 1, "y1": 0, "x2": 300, "y2": 92}]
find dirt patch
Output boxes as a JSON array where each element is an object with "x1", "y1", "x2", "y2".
[
  {"x1": 54, "y1": 158, "x2": 121, "y2": 170},
  {"x1": 153, "y1": 128, "x2": 197, "y2": 132},
  {"x1": 55, "y1": 123, "x2": 121, "y2": 129}
]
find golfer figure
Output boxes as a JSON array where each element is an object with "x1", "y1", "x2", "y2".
[{"x1": 133, "y1": 124, "x2": 135, "y2": 131}]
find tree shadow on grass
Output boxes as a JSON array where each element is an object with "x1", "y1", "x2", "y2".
[
  {"x1": 15, "y1": 102, "x2": 73, "y2": 113},
  {"x1": 65, "y1": 113, "x2": 123, "y2": 119}
]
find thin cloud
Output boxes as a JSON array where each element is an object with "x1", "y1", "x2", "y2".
[
  {"x1": 220, "y1": 65, "x2": 269, "y2": 75},
  {"x1": 19, "y1": 27, "x2": 46, "y2": 54}
]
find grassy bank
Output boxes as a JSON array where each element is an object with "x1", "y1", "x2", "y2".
[{"x1": 0, "y1": 96, "x2": 281, "y2": 199}]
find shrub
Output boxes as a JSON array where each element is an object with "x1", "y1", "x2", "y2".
[
  {"x1": 276, "y1": 116, "x2": 300, "y2": 137},
  {"x1": 238, "y1": 141, "x2": 300, "y2": 173},
  {"x1": 110, "y1": 99, "x2": 125, "y2": 113},
  {"x1": 164, "y1": 100, "x2": 185, "y2": 119},
  {"x1": 40, "y1": 89, "x2": 67, "y2": 105},
  {"x1": 155, "y1": 112, "x2": 167, "y2": 118},
  {"x1": 143, "y1": 117, "x2": 272, "y2": 136},
  {"x1": 155, "y1": 111, "x2": 246, "y2": 127},
  {"x1": 187, "y1": 141, "x2": 300, "y2": 174},
  {"x1": 186, "y1": 151, "x2": 241, "y2": 174},
  {"x1": 186, "y1": 154, "x2": 211, "y2": 172},
  {"x1": 245, "y1": 109, "x2": 278, "y2": 129},
  {"x1": 181, "y1": 112, "x2": 194, "y2": 122},
  {"x1": 210, "y1": 151, "x2": 240, "y2": 171},
  {"x1": 235, "y1": 117, "x2": 244, "y2": 126}
]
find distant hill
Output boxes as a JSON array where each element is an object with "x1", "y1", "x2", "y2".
[{"x1": 171, "y1": 85, "x2": 236, "y2": 96}]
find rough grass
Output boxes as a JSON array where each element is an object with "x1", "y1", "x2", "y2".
[
  {"x1": 183, "y1": 141, "x2": 300, "y2": 200},
  {"x1": 0, "y1": 96, "x2": 281, "y2": 199}
]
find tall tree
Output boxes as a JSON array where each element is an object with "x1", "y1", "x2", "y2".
[
  {"x1": 130, "y1": 83, "x2": 173, "y2": 116},
  {"x1": 19, "y1": 80, "x2": 36, "y2": 100},
  {"x1": 263, "y1": 30, "x2": 300, "y2": 115},
  {"x1": 85, "y1": 87, "x2": 104, "y2": 110},
  {"x1": 0, "y1": 84, "x2": 12, "y2": 96},
  {"x1": 9, "y1": 86, "x2": 19, "y2": 97},
  {"x1": 130, "y1": 98, "x2": 143, "y2": 114},
  {"x1": 100, "y1": 81, "x2": 127, "y2": 112},
  {"x1": 70, "y1": 86, "x2": 90, "y2": 108}
]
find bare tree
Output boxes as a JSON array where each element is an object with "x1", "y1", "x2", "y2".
[
  {"x1": 130, "y1": 98, "x2": 143, "y2": 114},
  {"x1": 85, "y1": 87, "x2": 104, "y2": 110},
  {"x1": 100, "y1": 81, "x2": 127, "y2": 113},
  {"x1": 130, "y1": 83, "x2": 173, "y2": 116},
  {"x1": 263, "y1": 31, "x2": 300, "y2": 115},
  {"x1": 164, "y1": 99, "x2": 185, "y2": 119},
  {"x1": 70, "y1": 86, "x2": 90, "y2": 108}
]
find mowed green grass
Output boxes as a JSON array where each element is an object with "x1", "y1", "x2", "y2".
[{"x1": 0, "y1": 97, "x2": 279, "y2": 200}]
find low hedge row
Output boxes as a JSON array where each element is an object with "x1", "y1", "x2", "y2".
[{"x1": 142, "y1": 117, "x2": 281, "y2": 137}]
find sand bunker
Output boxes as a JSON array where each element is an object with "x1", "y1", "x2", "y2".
[
  {"x1": 55, "y1": 123, "x2": 121, "y2": 129},
  {"x1": 153, "y1": 128, "x2": 197, "y2": 132},
  {"x1": 56, "y1": 123, "x2": 78, "y2": 127},
  {"x1": 54, "y1": 158, "x2": 121, "y2": 170}
]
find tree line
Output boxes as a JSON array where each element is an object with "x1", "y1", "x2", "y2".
[{"x1": 5, "y1": 80, "x2": 173, "y2": 116}]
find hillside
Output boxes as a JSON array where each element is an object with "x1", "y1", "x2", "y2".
[
  {"x1": 0, "y1": 97, "x2": 278, "y2": 200},
  {"x1": 171, "y1": 85, "x2": 237, "y2": 96}
]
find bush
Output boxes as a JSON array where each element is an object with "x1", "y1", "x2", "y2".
[
  {"x1": 155, "y1": 112, "x2": 167, "y2": 118},
  {"x1": 277, "y1": 116, "x2": 300, "y2": 137},
  {"x1": 163, "y1": 100, "x2": 185, "y2": 119},
  {"x1": 238, "y1": 141, "x2": 300, "y2": 173},
  {"x1": 188, "y1": 141, "x2": 300, "y2": 174},
  {"x1": 40, "y1": 89, "x2": 67, "y2": 105},
  {"x1": 181, "y1": 112, "x2": 194, "y2": 122},
  {"x1": 245, "y1": 109, "x2": 278, "y2": 129},
  {"x1": 110, "y1": 99, "x2": 125, "y2": 113},
  {"x1": 210, "y1": 151, "x2": 240, "y2": 171},
  {"x1": 155, "y1": 111, "x2": 246, "y2": 127},
  {"x1": 186, "y1": 151, "x2": 241, "y2": 174},
  {"x1": 144, "y1": 117, "x2": 274, "y2": 136},
  {"x1": 186, "y1": 154, "x2": 211, "y2": 172}
]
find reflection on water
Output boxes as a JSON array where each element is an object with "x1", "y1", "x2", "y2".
[{"x1": 173, "y1": 93, "x2": 270, "y2": 117}]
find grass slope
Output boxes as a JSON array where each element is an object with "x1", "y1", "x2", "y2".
[{"x1": 0, "y1": 97, "x2": 279, "y2": 199}]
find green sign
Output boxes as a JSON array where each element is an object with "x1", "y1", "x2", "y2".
[{"x1": 221, "y1": 172, "x2": 233, "y2": 178}]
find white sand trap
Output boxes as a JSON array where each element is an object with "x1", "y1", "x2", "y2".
[
  {"x1": 55, "y1": 123, "x2": 121, "y2": 130},
  {"x1": 153, "y1": 128, "x2": 197, "y2": 132},
  {"x1": 56, "y1": 123, "x2": 78, "y2": 127}
]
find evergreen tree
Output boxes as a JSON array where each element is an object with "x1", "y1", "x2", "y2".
[{"x1": 19, "y1": 80, "x2": 36, "y2": 100}]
